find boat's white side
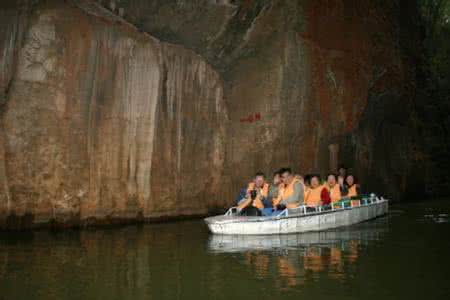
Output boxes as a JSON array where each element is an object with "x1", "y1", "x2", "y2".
[{"x1": 205, "y1": 197, "x2": 388, "y2": 235}]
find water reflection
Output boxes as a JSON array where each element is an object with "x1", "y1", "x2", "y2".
[
  {"x1": 209, "y1": 218, "x2": 388, "y2": 288},
  {"x1": 1, "y1": 202, "x2": 450, "y2": 300},
  {"x1": 208, "y1": 221, "x2": 387, "y2": 252}
]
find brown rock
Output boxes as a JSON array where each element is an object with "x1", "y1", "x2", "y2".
[
  {"x1": 116, "y1": 0, "x2": 425, "y2": 201},
  {"x1": 0, "y1": 0, "x2": 427, "y2": 228},
  {"x1": 0, "y1": 1, "x2": 227, "y2": 228}
]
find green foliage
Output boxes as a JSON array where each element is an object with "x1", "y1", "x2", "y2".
[
  {"x1": 419, "y1": 0, "x2": 449, "y2": 33},
  {"x1": 416, "y1": 0, "x2": 450, "y2": 196},
  {"x1": 419, "y1": 0, "x2": 450, "y2": 81}
]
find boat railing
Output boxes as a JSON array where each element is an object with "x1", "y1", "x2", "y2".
[
  {"x1": 225, "y1": 195, "x2": 386, "y2": 217},
  {"x1": 283, "y1": 194, "x2": 385, "y2": 217},
  {"x1": 225, "y1": 207, "x2": 238, "y2": 216}
]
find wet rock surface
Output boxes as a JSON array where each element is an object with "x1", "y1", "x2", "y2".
[
  {"x1": 113, "y1": 0, "x2": 425, "y2": 199},
  {"x1": 0, "y1": 0, "x2": 428, "y2": 228},
  {"x1": 0, "y1": 0, "x2": 226, "y2": 229}
]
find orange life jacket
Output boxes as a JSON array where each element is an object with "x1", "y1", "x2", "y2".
[
  {"x1": 274, "y1": 178, "x2": 301, "y2": 208},
  {"x1": 305, "y1": 185, "x2": 323, "y2": 207},
  {"x1": 348, "y1": 184, "x2": 358, "y2": 197},
  {"x1": 325, "y1": 184, "x2": 341, "y2": 203}
]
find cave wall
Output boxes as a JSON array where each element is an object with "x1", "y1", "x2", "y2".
[
  {"x1": 0, "y1": 0, "x2": 227, "y2": 228},
  {"x1": 115, "y1": 0, "x2": 424, "y2": 200},
  {"x1": 0, "y1": 1, "x2": 33, "y2": 227},
  {"x1": 0, "y1": 0, "x2": 426, "y2": 228}
]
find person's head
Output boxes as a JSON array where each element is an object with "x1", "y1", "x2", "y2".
[
  {"x1": 338, "y1": 175, "x2": 345, "y2": 186},
  {"x1": 254, "y1": 172, "x2": 266, "y2": 188},
  {"x1": 279, "y1": 168, "x2": 293, "y2": 184},
  {"x1": 304, "y1": 174, "x2": 312, "y2": 187},
  {"x1": 310, "y1": 175, "x2": 321, "y2": 188},
  {"x1": 272, "y1": 170, "x2": 281, "y2": 185},
  {"x1": 294, "y1": 174, "x2": 304, "y2": 184},
  {"x1": 338, "y1": 165, "x2": 347, "y2": 177},
  {"x1": 345, "y1": 175, "x2": 355, "y2": 186},
  {"x1": 327, "y1": 174, "x2": 337, "y2": 187}
]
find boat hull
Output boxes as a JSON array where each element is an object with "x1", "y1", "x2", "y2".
[{"x1": 205, "y1": 199, "x2": 388, "y2": 235}]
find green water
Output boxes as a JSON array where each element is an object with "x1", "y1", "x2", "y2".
[{"x1": 1, "y1": 201, "x2": 450, "y2": 300}]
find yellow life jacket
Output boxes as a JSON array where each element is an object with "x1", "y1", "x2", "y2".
[
  {"x1": 305, "y1": 185, "x2": 324, "y2": 207},
  {"x1": 325, "y1": 184, "x2": 341, "y2": 203},
  {"x1": 348, "y1": 184, "x2": 360, "y2": 206},
  {"x1": 274, "y1": 178, "x2": 301, "y2": 208},
  {"x1": 348, "y1": 184, "x2": 358, "y2": 197}
]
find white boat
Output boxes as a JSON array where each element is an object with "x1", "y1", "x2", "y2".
[{"x1": 204, "y1": 194, "x2": 388, "y2": 235}]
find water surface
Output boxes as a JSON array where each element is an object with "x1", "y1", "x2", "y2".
[{"x1": 1, "y1": 200, "x2": 450, "y2": 300}]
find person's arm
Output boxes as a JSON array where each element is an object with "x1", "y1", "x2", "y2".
[
  {"x1": 273, "y1": 184, "x2": 285, "y2": 207},
  {"x1": 237, "y1": 197, "x2": 252, "y2": 210},
  {"x1": 253, "y1": 196, "x2": 265, "y2": 209},
  {"x1": 273, "y1": 194, "x2": 282, "y2": 207},
  {"x1": 281, "y1": 182, "x2": 304, "y2": 206},
  {"x1": 252, "y1": 188, "x2": 266, "y2": 209},
  {"x1": 236, "y1": 188, "x2": 248, "y2": 204}
]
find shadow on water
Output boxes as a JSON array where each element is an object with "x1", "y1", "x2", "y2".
[{"x1": 0, "y1": 201, "x2": 450, "y2": 300}]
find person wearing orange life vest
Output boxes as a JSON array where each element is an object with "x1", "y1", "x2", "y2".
[
  {"x1": 272, "y1": 168, "x2": 304, "y2": 211},
  {"x1": 324, "y1": 174, "x2": 342, "y2": 203},
  {"x1": 295, "y1": 174, "x2": 310, "y2": 203},
  {"x1": 345, "y1": 174, "x2": 360, "y2": 197},
  {"x1": 237, "y1": 172, "x2": 269, "y2": 216},
  {"x1": 305, "y1": 175, "x2": 328, "y2": 208},
  {"x1": 338, "y1": 175, "x2": 349, "y2": 197}
]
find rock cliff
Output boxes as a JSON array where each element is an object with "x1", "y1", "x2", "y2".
[
  {"x1": 0, "y1": 0, "x2": 426, "y2": 228},
  {"x1": 113, "y1": 0, "x2": 425, "y2": 200},
  {"x1": 0, "y1": 0, "x2": 226, "y2": 228}
]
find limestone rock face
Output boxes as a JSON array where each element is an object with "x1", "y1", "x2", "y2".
[
  {"x1": 0, "y1": 1, "x2": 226, "y2": 228},
  {"x1": 0, "y1": 0, "x2": 426, "y2": 228},
  {"x1": 117, "y1": 0, "x2": 425, "y2": 200}
]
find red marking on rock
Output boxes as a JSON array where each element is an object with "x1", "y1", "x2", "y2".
[{"x1": 240, "y1": 113, "x2": 262, "y2": 123}]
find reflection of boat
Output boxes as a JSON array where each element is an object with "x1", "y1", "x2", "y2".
[
  {"x1": 208, "y1": 218, "x2": 387, "y2": 253},
  {"x1": 205, "y1": 195, "x2": 388, "y2": 235}
]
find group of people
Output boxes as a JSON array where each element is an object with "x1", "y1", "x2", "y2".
[{"x1": 236, "y1": 166, "x2": 360, "y2": 216}]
